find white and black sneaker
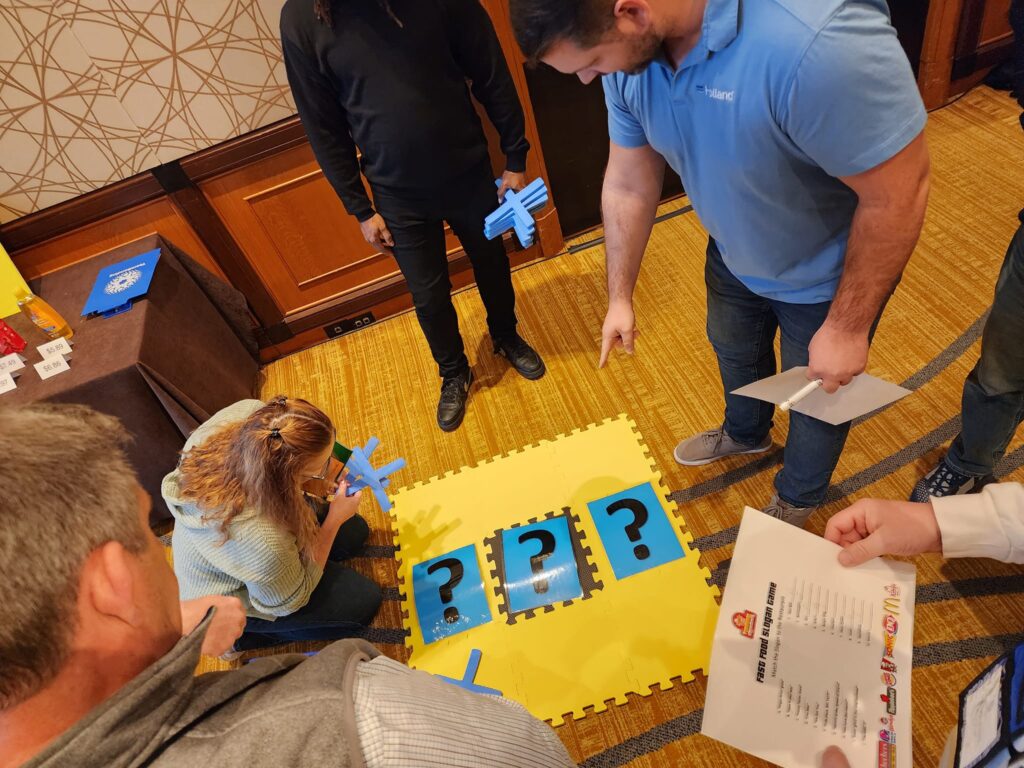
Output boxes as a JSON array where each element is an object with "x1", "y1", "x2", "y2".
[{"x1": 910, "y1": 459, "x2": 992, "y2": 503}]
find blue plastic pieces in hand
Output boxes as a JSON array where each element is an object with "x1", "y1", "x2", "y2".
[
  {"x1": 483, "y1": 178, "x2": 549, "y2": 248},
  {"x1": 435, "y1": 649, "x2": 503, "y2": 696},
  {"x1": 343, "y1": 436, "x2": 405, "y2": 512}
]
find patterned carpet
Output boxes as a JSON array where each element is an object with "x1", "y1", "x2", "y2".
[{"x1": 198, "y1": 87, "x2": 1024, "y2": 767}]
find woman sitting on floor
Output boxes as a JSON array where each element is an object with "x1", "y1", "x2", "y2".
[{"x1": 162, "y1": 396, "x2": 382, "y2": 654}]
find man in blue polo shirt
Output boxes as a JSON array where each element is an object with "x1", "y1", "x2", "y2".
[{"x1": 510, "y1": 0, "x2": 930, "y2": 526}]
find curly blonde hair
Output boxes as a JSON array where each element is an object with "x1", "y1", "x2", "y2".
[{"x1": 176, "y1": 396, "x2": 333, "y2": 556}]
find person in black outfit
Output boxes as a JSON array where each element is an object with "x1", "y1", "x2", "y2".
[{"x1": 280, "y1": 0, "x2": 546, "y2": 432}]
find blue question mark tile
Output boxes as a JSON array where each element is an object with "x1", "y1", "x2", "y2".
[
  {"x1": 588, "y1": 482, "x2": 684, "y2": 580},
  {"x1": 412, "y1": 544, "x2": 492, "y2": 644},
  {"x1": 501, "y1": 517, "x2": 583, "y2": 614}
]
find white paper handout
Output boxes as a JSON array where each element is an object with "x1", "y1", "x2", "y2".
[
  {"x1": 702, "y1": 508, "x2": 916, "y2": 768},
  {"x1": 732, "y1": 367, "x2": 911, "y2": 425}
]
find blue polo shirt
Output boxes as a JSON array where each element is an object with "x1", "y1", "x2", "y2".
[{"x1": 603, "y1": 0, "x2": 927, "y2": 303}]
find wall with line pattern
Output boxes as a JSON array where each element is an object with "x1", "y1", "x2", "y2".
[{"x1": 0, "y1": 0, "x2": 294, "y2": 223}]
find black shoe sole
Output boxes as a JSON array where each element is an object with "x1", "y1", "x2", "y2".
[{"x1": 437, "y1": 371, "x2": 473, "y2": 432}]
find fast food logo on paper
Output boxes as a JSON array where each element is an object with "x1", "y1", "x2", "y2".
[
  {"x1": 884, "y1": 583, "x2": 901, "y2": 598},
  {"x1": 880, "y1": 658, "x2": 897, "y2": 674},
  {"x1": 880, "y1": 687, "x2": 897, "y2": 715},
  {"x1": 733, "y1": 610, "x2": 757, "y2": 639},
  {"x1": 877, "y1": 741, "x2": 897, "y2": 768}
]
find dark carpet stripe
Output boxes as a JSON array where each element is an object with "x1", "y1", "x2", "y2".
[
  {"x1": 577, "y1": 710, "x2": 704, "y2": 768},
  {"x1": 914, "y1": 632, "x2": 1024, "y2": 667},
  {"x1": 917, "y1": 575, "x2": 1024, "y2": 604},
  {"x1": 354, "y1": 626, "x2": 409, "y2": 644},
  {"x1": 362, "y1": 544, "x2": 397, "y2": 558},
  {"x1": 382, "y1": 587, "x2": 401, "y2": 601},
  {"x1": 670, "y1": 451, "x2": 783, "y2": 506},
  {"x1": 897, "y1": 310, "x2": 990, "y2": 392},
  {"x1": 576, "y1": 632, "x2": 1024, "y2": 768}
]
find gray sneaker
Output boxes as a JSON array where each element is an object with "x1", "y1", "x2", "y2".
[
  {"x1": 762, "y1": 494, "x2": 816, "y2": 528},
  {"x1": 673, "y1": 428, "x2": 772, "y2": 466}
]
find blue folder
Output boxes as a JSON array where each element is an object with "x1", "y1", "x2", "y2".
[{"x1": 81, "y1": 249, "x2": 161, "y2": 317}]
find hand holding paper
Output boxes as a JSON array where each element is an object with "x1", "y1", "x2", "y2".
[{"x1": 733, "y1": 367, "x2": 911, "y2": 425}]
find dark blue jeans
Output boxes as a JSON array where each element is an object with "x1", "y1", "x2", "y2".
[
  {"x1": 234, "y1": 514, "x2": 383, "y2": 651},
  {"x1": 705, "y1": 239, "x2": 876, "y2": 508},
  {"x1": 946, "y1": 218, "x2": 1024, "y2": 477}
]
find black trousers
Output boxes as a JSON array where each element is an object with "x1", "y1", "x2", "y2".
[{"x1": 372, "y1": 163, "x2": 518, "y2": 379}]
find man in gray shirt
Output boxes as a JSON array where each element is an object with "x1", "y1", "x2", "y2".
[{"x1": 0, "y1": 404, "x2": 573, "y2": 768}]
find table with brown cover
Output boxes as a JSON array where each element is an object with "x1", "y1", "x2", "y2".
[{"x1": 2, "y1": 234, "x2": 259, "y2": 527}]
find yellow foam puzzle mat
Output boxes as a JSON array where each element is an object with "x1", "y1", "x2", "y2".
[{"x1": 391, "y1": 415, "x2": 721, "y2": 723}]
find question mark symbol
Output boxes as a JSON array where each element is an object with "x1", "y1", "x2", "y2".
[
  {"x1": 426, "y1": 558, "x2": 465, "y2": 623},
  {"x1": 517, "y1": 529, "x2": 556, "y2": 594},
  {"x1": 607, "y1": 499, "x2": 651, "y2": 560}
]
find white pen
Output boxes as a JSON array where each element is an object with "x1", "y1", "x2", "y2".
[{"x1": 779, "y1": 378, "x2": 824, "y2": 412}]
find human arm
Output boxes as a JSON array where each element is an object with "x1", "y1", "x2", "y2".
[
  {"x1": 809, "y1": 133, "x2": 930, "y2": 392},
  {"x1": 179, "y1": 595, "x2": 247, "y2": 656},
  {"x1": 780, "y1": 3, "x2": 929, "y2": 392},
  {"x1": 280, "y1": 35, "x2": 375, "y2": 223},
  {"x1": 824, "y1": 483, "x2": 1024, "y2": 565},
  {"x1": 311, "y1": 479, "x2": 363, "y2": 568},
  {"x1": 443, "y1": 0, "x2": 530, "y2": 191},
  {"x1": 598, "y1": 140, "x2": 665, "y2": 367}
]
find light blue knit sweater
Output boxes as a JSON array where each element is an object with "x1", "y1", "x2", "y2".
[{"x1": 163, "y1": 400, "x2": 323, "y2": 620}]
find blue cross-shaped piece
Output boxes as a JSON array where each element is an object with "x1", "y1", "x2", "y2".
[
  {"x1": 343, "y1": 436, "x2": 406, "y2": 512},
  {"x1": 483, "y1": 178, "x2": 549, "y2": 248},
  {"x1": 435, "y1": 649, "x2": 503, "y2": 696}
]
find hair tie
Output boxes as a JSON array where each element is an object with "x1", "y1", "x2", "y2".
[{"x1": 269, "y1": 427, "x2": 282, "y2": 440}]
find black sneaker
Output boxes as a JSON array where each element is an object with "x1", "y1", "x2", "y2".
[
  {"x1": 909, "y1": 458, "x2": 993, "y2": 503},
  {"x1": 493, "y1": 333, "x2": 546, "y2": 380},
  {"x1": 437, "y1": 369, "x2": 473, "y2": 432}
]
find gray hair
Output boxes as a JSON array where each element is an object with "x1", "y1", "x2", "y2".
[{"x1": 0, "y1": 404, "x2": 146, "y2": 709}]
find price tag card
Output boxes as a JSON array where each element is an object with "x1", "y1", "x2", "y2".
[
  {"x1": 0, "y1": 353, "x2": 26, "y2": 377},
  {"x1": 37, "y1": 338, "x2": 73, "y2": 360},
  {"x1": 0, "y1": 371, "x2": 16, "y2": 394},
  {"x1": 35, "y1": 355, "x2": 71, "y2": 380}
]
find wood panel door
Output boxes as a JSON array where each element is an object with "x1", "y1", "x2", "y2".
[
  {"x1": 954, "y1": 0, "x2": 1016, "y2": 78},
  {"x1": 199, "y1": 142, "x2": 465, "y2": 319}
]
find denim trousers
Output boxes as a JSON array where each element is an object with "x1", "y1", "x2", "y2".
[
  {"x1": 705, "y1": 238, "x2": 878, "y2": 508},
  {"x1": 372, "y1": 161, "x2": 518, "y2": 379},
  {"x1": 234, "y1": 514, "x2": 383, "y2": 651},
  {"x1": 946, "y1": 218, "x2": 1024, "y2": 477}
]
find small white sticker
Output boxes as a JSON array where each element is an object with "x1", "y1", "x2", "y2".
[
  {"x1": 37, "y1": 337, "x2": 72, "y2": 360},
  {"x1": 0, "y1": 353, "x2": 25, "y2": 376},
  {"x1": 0, "y1": 371, "x2": 15, "y2": 394},
  {"x1": 34, "y1": 355, "x2": 71, "y2": 379}
]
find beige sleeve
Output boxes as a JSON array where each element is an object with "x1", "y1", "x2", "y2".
[
  {"x1": 932, "y1": 482, "x2": 1024, "y2": 564},
  {"x1": 352, "y1": 656, "x2": 574, "y2": 767}
]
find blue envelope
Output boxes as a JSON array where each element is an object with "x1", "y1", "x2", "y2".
[{"x1": 82, "y1": 249, "x2": 161, "y2": 317}]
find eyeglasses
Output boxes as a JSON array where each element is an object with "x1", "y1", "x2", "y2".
[{"x1": 306, "y1": 430, "x2": 337, "y2": 481}]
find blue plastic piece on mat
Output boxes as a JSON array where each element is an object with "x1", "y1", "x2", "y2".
[
  {"x1": 501, "y1": 516, "x2": 582, "y2": 614},
  {"x1": 413, "y1": 545, "x2": 493, "y2": 644},
  {"x1": 587, "y1": 482, "x2": 685, "y2": 580},
  {"x1": 343, "y1": 436, "x2": 405, "y2": 511},
  {"x1": 435, "y1": 648, "x2": 503, "y2": 696},
  {"x1": 484, "y1": 178, "x2": 549, "y2": 248}
]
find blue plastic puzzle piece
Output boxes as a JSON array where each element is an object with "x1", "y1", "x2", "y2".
[
  {"x1": 587, "y1": 482, "x2": 685, "y2": 580},
  {"x1": 343, "y1": 437, "x2": 405, "y2": 511},
  {"x1": 484, "y1": 178, "x2": 549, "y2": 248},
  {"x1": 413, "y1": 546, "x2": 493, "y2": 644},
  {"x1": 501, "y1": 516, "x2": 582, "y2": 613},
  {"x1": 435, "y1": 649, "x2": 503, "y2": 696}
]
